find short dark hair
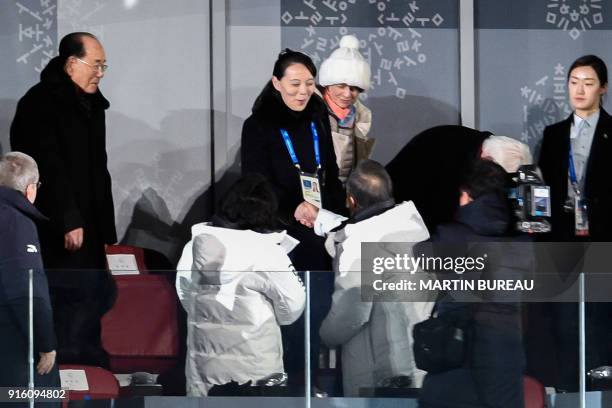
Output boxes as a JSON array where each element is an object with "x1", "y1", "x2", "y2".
[
  {"x1": 460, "y1": 159, "x2": 508, "y2": 200},
  {"x1": 273, "y1": 48, "x2": 317, "y2": 79},
  {"x1": 568, "y1": 54, "x2": 608, "y2": 87},
  {"x1": 215, "y1": 173, "x2": 280, "y2": 233},
  {"x1": 346, "y1": 159, "x2": 393, "y2": 209},
  {"x1": 58, "y1": 32, "x2": 98, "y2": 61}
]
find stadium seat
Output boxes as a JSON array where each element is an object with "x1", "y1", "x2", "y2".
[{"x1": 101, "y1": 275, "x2": 180, "y2": 374}]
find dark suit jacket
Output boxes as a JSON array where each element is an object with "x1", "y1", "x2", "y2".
[{"x1": 538, "y1": 108, "x2": 612, "y2": 241}]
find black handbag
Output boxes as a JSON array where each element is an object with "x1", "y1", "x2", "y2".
[{"x1": 412, "y1": 302, "x2": 470, "y2": 374}]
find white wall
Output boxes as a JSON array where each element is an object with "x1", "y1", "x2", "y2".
[{"x1": 57, "y1": 0, "x2": 211, "y2": 261}]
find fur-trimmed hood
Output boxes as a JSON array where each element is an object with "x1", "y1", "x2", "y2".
[{"x1": 251, "y1": 82, "x2": 328, "y2": 130}]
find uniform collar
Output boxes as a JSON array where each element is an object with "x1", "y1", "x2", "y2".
[
  {"x1": 572, "y1": 109, "x2": 600, "y2": 131},
  {"x1": 0, "y1": 186, "x2": 48, "y2": 222}
]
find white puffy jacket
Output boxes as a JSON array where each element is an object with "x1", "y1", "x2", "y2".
[
  {"x1": 318, "y1": 201, "x2": 433, "y2": 396},
  {"x1": 176, "y1": 223, "x2": 305, "y2": 396}
]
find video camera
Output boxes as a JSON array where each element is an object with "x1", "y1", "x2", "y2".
[{"x1": 508, "y1": 165, "x2": 551, "y2": 233}]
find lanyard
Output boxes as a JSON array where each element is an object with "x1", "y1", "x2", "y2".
[
  {"x1": 280, "y1": 122, "x2": 321, "y2": 171},
  {"x1": 568, "y1": 142, "x2": 578, "y2": 185},
  {"x1": 568, "y1": 141, "x2": 582, "y2": 196}
]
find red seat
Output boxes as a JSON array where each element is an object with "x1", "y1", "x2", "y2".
[
  {"x1": 101, "y1": 274, "x2": 180, "y2": 373},
  {"x1": 59, "y1": 364, "x2": 119, "y2": 407},
  {"x1": 524, "y1": 375, "x2": 546, "y2": 408}
]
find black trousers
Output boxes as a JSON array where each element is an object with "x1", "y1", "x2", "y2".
[{"x1": 419, "y1": 321, "x2": 525, "y2": 408}]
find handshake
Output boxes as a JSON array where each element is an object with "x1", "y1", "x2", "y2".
[{"x1": 294, "y1": 201, "x2": 319, "y2": 228}]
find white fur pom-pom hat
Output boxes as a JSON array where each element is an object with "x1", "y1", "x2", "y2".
[{"x1": 318, "y1": 35, "x2": 371, "y2": 91}]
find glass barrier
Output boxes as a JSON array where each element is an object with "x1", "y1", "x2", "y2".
[{"x1": 12, "y1": 239, "x2": 612, "y2": 407}]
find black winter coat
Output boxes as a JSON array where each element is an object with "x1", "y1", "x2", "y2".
[
  {"x1": 419, "y1": 194, "x2": 531, "y2": 408},
  {"x1": 386, "y1": 125, "x2": 491, "y2": 232},
  {"x1": 0, "y1": 186, "x2": 59, "y2": 390},
  {"x1": 10, "y1": 57, "x2": 116, "y2": 287},
  {"x1": 241, "y1": 85, "x2": 345, "y2": 223},
  {"x1": 538, "y1": 108, "x2": 612, "y2": 241}
]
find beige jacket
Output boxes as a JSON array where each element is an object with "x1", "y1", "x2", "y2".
[{"x1": 317, "y1": 88, "x2": 375, "y2": 183}]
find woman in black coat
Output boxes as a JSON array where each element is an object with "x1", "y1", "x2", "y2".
[
  {"x1": 241, "y1": 49, "x2": 346, "y2": 390},
  {"x1": 241, "y1": 50, "x2": 345, "y2": 225},
  {"x1": 532, "y1": 54, "x2": 612, "y2": 392},
  {"x1": 241, "y1": 49, "x2": 346, "y2": 271}
]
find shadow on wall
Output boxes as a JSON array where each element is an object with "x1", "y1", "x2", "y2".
[
  {"x1": 108, "y1": 109, "x2": 210, "y2": 264},
  {"x1": 110, "y1": 109, "x2": 245, "y2": 266},
  {"x1": 176, "y1": 146, "x2": 242, "y2": 244},
  {"x1": 0, "y1": 99, "x2": 18, "y2": 154},
  {"x1": 113, "y1": 89, "x2": 460, "y2": 265},
  {"x1": 365, "y1": 94, "x2": 460, "y2": 165},
  {"x1": 486, "y1": 97, "x2": 570, "y2": 161},
  {"x1": 526, "y1": 97, "x2": 569, "y2": 160}
]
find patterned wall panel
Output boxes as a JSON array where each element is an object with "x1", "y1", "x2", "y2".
[
  {"x1": 281, "y1": 0, "x2": 460, "y2": 164},
  {"x1": 0, "y1": 0, "x2": 57, "y2": 153},
  {"x1": 476, "y1": 0, "x2": 612, "y2": 153}
]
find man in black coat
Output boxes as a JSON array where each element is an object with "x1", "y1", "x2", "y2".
[
  {"x1": 419, "y1": 160, "x2": 532, "y2": 408},
  {"x1": 0, "y1": 152, "x2": 60, "y2": 407},
  {"x1": 10, "y1": 32, "x2": 117, "y2": 367}
]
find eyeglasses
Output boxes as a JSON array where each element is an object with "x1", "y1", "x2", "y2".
[{"x1": 75, "y1": 57, "x2": 109, "y2": 73}]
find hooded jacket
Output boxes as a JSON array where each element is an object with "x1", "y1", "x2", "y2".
[
  {"x1": 419, "y1": 194, "x2": 533, "y2": 408},
  {"x1": 432, "y1": 193, "x2": 533, "y2": 317},
  {"x1": 241, "y1": 84, "x2": 346, "y2": 223},
  {"x1": 10, "y1": 56, "x2": 116, "y2": 286},
  {"x1": 176, "y1": 223, "x2": 305, "y2": 396},
  {"x1": 318, "y1": 201, "x2": 433, "y2": 396}
]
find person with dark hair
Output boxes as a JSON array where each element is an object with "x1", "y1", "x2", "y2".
[
  {"x1": 295, "y1": 160, "x2": 432, "y2": 396},
  {"x1": 241, "y1": 49, "x2": 346, "y2": 391},
  {"x1": 175, "y1": 174, "x2": 305, "y2": 396},
  {"x1": 10, "y1": 32, "x2": 116, "y2": 367},
  {"x1": 317, "y1": 35, "x2": 374, "y2": 184},
  {"x1": 241, "y1": 48, "x2": 345, "y2": 268},
  {"x1": 418, "y1": 159, "x2": 533, "y2": 408},
  {"x1": 534, "y1": 54, "x2": 612, "y2": 391},
  {"x1": 458, "y1": 159, "x2": 508, "y2": 201},
  {"x1": 0, "y1": 152, "x2": 60, "y2": 407},
  {"x1": 344, "y1": 158, "x2": 393, "y2": 210},
  {"x1": 212, "y1": 173, "x2": 282, "y2": 232},
  {"x1": 539, "y1": 54, "x2": 610, "y2": 241}
]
